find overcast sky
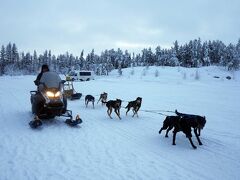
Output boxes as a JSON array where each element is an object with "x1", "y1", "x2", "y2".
[{"x1": 0, "y1": 0, "x2": 239, "y2": 55}]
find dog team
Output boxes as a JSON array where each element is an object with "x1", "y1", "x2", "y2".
[
  {"x1": 84, "y1": 92, "x2": 142, "y2": 120},
  {"x1": 84, "y1": 92, "x2": 207, "y2": 149}
]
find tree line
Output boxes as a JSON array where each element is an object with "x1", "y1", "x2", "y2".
[{"x1": 0, "y1": 38, "x2": 240, "y2": 76}]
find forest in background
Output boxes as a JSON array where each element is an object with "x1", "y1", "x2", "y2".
[{"x1": 1, "y1": 38, "x2": 240, "y2": 76}]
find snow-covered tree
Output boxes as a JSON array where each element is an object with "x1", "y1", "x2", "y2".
[
  {"x1": 118, "y1": 63, "x2": 122, "y2": 76},
  {"x1": 12, "y1": 43, "x2": 19, "y2": 65},
  {"x1": 0, "y1": 45, "x2": 6, "y2": 75},
  {"x1": 5, "y1": 43, "x2": 12, "y2": 65}
]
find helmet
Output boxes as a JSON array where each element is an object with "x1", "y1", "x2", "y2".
[{"x1": 41, "y1": 64, "x2": 49, "y2": 72}]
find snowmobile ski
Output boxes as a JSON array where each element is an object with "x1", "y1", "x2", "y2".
[{"x1": 29, "y1": 116, "x2": 43, "y2": 129}]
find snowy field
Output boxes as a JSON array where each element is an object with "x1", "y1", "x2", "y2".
[{"x1": 0, "y1": 66, "x2": 240, "y2": 180}]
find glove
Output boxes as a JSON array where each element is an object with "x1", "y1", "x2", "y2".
[{"x1": 34, "y1": 80, "x2": 39, "y2": 86}]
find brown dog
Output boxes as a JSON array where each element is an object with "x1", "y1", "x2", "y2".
[
  {"x1": 125, "y1": 97, "x2": 142, "y2": 117},
  {"x1": 97, "y1": 92, "x2": 108, "y2": 105},
  {"x1": 85, "y1": 95, "x2": 95, "y2": 108},
  {"x1": 106, "y1": 99, "x2": 122, "y2": 119}
]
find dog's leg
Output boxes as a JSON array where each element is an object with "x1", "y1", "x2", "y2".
[
  {"x1": 132, "y1": 111, "x2": 138, "y2": 117},
  {"x1": 126, "y1": 107, "x2": 130, "y2": 116},
  {"x1": 165, "y1": 130, "x2": 169, "y2": 137},
  {"x1": 172, "y1": 130, "x2": 177, "y2": 145},
  {"x1": 109, "y1": 108, "x2": 113, "y2": 119},
  {"x1": 92, "y1": 101, "x2": 95, "y2": 109},
  {"x1": 165, "y1": 126, "x2": 173, "y2": 137},
  {"x1": 115, "y1": 108, "x2": 121, "y2": 120},
  {"x1": 132, "y1": 109, "x2": 136, "y2": 117},
  {"x1": 118, "y1": 109, "x2": 121, "y2": 120},
  {"x1": 159, "y1": 128, "x2": 163, "y2": 134},
  {"x1": 197, "y1": 128, "x2": 201, "y2": 136},
  {"x1": 135, "y1": 107, "x2": 140, "y2": 117},
  {"x1": 194, "y1": 128, "x2": 203, "y2": 145},
  {"x1": 107, "y1": 107, "x2": 113, "y2": 119},
  {"x1": 136, "y1": 110, "x2": 139, "y2": 118},
  {"x1": 132, "y1": 107, "x2": 138, "y2": 117},
  {"x1": 97, "y1": 97, "x2": 101, "y2": 104},
  {"x1": 159, "y1": 124, "x2": 169, "y2": 136},
  {"x1": 159, "y1": 127, "x2": 168, "y2": 136},
  {"x1": 187, "y1": 136, "x2": 197, "y2": 149},
  {"x1": 132, "y1": 109, "x2": 139, "y2": 118}
]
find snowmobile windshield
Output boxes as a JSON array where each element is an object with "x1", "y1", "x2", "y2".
[{"x1": 39, "y1": 72, "x2": 62, "y2": 89}]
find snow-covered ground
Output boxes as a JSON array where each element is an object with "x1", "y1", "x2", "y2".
[{"x1": 0, "y1": 66, "x2": 240, "y2": 180}]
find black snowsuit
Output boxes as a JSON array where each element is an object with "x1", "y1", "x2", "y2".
[
  {"x1": 33, "y1": 65, "x2": 49, "y2": 116},
  {"x1": 34, "y1": 72, "x2": 44, "y2": 86}
]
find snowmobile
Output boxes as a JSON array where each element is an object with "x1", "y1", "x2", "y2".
[{"x1": 29, "y1": 71, "x2": 82, "y2": 128}]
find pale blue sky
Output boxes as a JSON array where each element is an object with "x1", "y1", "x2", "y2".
[{"x1": 0, "y1": 0, "x2": 239, "y2": 55}]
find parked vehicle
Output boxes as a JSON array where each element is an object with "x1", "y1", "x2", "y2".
[
  {"x1": 66, "y1": 70, "x2": 94, "y2": 81},
  {"x1": 63, "y1": 80, "x2": 82, "y2": 100}
]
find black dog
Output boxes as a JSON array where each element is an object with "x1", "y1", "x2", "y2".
[
  {"x1": 106, "y1": 99, "x2": 122, "y2": 119},
  {"x1": 125, "y1": 97, "x2": 142, "y2": 117},
  {"x1": 175, "y1": 110, "x2": 206, "y2": 136},
  {"x1": 172, "y1": 116, "x2": 199, "y2": 149},
  {"x1": 159, "y1": 114, "x2": 206, "y2": 149},
  {"x1": 173, "y1": 110, "x2": 206, "y2": 149},
  {"x1": 159, "y1": 116, "x2": 180, "y2": 137},
  {"x1": 85, "y1": 95, "x2": 95, "y2": 108},
  {"x1": 97, "y1": 92, "x2": 108, "y2": 105}
]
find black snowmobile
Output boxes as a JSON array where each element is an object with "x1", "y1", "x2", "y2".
[{"x1": 29, "y1": 71, "x2": 82, "y2": 128}]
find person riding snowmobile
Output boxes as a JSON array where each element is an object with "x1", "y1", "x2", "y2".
[
  {"x1": 34, "y1": 64, "x2": 49, "y2": 86},
  {"x1": 32, "y1": 64, "x2": 50, "y2": 117},
  {"x1": 29, "y1": 64, "x2": 82, "y2": 128}
]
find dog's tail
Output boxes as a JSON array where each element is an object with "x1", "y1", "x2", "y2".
[
  {"x1": 175, "y1": 109, "x2": 184, "y2": 116},
  {"x1": 175, "y1": 109, "x2": 179, "y2": 115}
]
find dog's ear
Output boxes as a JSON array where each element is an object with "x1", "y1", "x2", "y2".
[{"x1": 203, "y1": 116, "x2": 206, "y2": 123}]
